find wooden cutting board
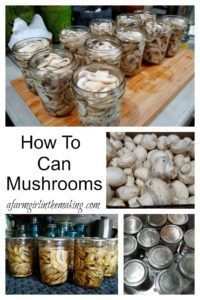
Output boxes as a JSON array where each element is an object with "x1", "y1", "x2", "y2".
[{"x1": 11, "y1": 48, "x2": 194, "y2": 126}]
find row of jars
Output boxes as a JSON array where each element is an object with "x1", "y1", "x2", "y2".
[
  {"x1": 12, "y1": 218, "x2": 86, "y2": 238},
  {"x1": 124, "y1": 215, "x2": 194, "y2": 294},
  {"x1": 6, "y1": 236, "x2": 118, "y2": 288},
  {"x1": 11, "y1": 13, "x2": 188, "y2": 126}
]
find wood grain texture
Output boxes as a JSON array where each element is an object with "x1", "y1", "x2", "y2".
[{"x1": 11, "y1": 49, "x2": 194, "y2": 127}]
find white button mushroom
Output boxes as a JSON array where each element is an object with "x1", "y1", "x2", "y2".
[
  {"x1": 116, "y1": 185, "x2": 139, "y2": 201},
  {"x1": 134, "y1": 167, "x2": 149, "y2": 181},
  {"x1": 133, "y1": 145, "x2": 147, "y2": 162},
  {"x1": 157, "y1": 136, "x2": 171, "y2": 150},
  {"x1": 170, "y1": 139, "x2": 189, "y2": 154},
  {"x1": 141, "y1": 134, "x2": 157, "y2": 150},
  {"x1": 178, "y1": 161, "x2": 194, "y2": 185},
  {"x1": 110, "y1": 132, "x2": 125, "y2": 140},
  {"x1": 151, "y1": 157, "x2": 176, "y2": 180},
  {"x1": 171, "y1": 180, "x2": 189, "y2": 201},
  {"x1": 107, "y1": 198, "x2": 126, "y2": 206},
  {"x1": 188, "y1": 184, "x2": 194, "y2": 195},
  {"x1": 133, "y1": 134, "x2": 143, "y2": 145},
  {"x1": 118, "y1": 152, "x2": 136, "y2": 168},
  {"x1": 145, "y1": 178, "x2": 172, "y2": 205},
  {"x1": 128, "y1": 197, "x2": 140, "y2": 207},
  {"x1": 106, "y1": 167, "x2": 127, "y2": 188}
]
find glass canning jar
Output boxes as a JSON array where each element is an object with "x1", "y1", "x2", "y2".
[
  {"x1": 73, "y1": 238, "x2": 106, "y2": 288},
  {"x1": 104, "y1": 238, "x2": 118, "y2": 277},
  {"x1": 134, "y1": 10, "x2": 156, "y2": 26},
  {"x1": 115, "y1": 27, "x2": 145, "y2": 76},
  {"x1": 60, "y1": 26, "x2": 90, "y2": 66},
  {"x1": 162, "y1": 15, "x2": 188, "y2": 57},
  {"x1": 116, "y1": 13, "x2": 142, "y2": 28},
  {"x1": 12, "y1": 37, "x2": 52, "y2": 93},
  {"x1": 29, "y1": 49, "x2": 76, "y2": 117},
  {"x1": 72, "y1": 63, "x2": 126, "y2": 126},
  {"x1": 85, "y1": 36, "x2": 122, "y2": 67},
  {"x1": 6, "y1": 237, "x2": 35, "y2": 277},
  {"x1": 38, "y1": 237, "x2": 69, "y2": 285},
  {"x1": 89, "y1": 18, "x2": 116, "y2": 36},
  {"x1": 143, "y1": 20, "x2": 172, "y2": 64}
]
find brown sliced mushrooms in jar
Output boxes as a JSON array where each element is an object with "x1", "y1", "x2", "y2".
[
  {"x1": 73, "y1": 238, "x2": 106, "y2": 288},
  {"x1": 89, "y1": 18, "x2": 116, "y2": 36},
  {"x1": 72, "y1": 63, "x2": 126, "y2": 126},
  {"x1": 162, "y1": 15, "x2": 188, "y2": 57},
  {"x1": 12, "y1": 38, "x2": 52, "y2": 93},
  {"x1": 143, "y1": 20, "x2": 172, "y2": 64},
  {"x1": 29, "y1": 49, "x2": 76, "y2": 117},
  {"x1": 116, "y1": 13, "x2": 142, "y2": 28},
  {"x1": 85, "y1": 36, "x2": 122, "y2": 67},
  {"x1": 115, "y1": 27, "x2": 145, "y2": 76},
  {"x1": 60, "y1": 26, "x2": 90, "y2": 66},
  {"x1": 38, "y1": 238, "x2": 68, "y2": 285},
  {"x1": 104, "y1": 238, "x2": 118, "y2": 277},
  {"x1": 6, "y1": 237, "x2": 35, "y2": 277}
]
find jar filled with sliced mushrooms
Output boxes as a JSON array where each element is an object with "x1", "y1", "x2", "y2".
[
  {"x1": 73, "y1": 238, "x2": 106, "y2": 288},
  {"x1": 134, "y1": 10, "x2": 156, "y2": 27},
  {"x1": 72, "y1": 63, "x2": 126, "y2": 126},
  {"x1": 29, "y1": 49, "x2": 76, "y2": 117},
  {"x1": 162, "y1": 15, "x2": 188, "y2": 57},
  {"x1": 115, "y1": 27, "x2": 145, "y2": 76},
  {"x1": 12, "y1": 37, "x2": 52, "y2": 93},
  {"x1": 143, "y1": 20, "x2": 172, "y2": 64},
  {"x1": 89, "y1": 19, "x2": 116, "y2": 36},
  {"x1": 85, "y1": 36, "x2": 122, "y2": 67},
  {"x1": 60, "y1": 26, "x2": 90, "y2": 66},
  {"x1": 38, "y1": 237, "x2": 69, "y2": 285},
  {"x1": 116, "y1": 13, "x2": 142, "y2": 28},
  {"x1": 104, "y1": 238, "x2": 118, "y2": 277},
  {"x1": 6, "y1": 237, "x2": 35, "y2": 277}
]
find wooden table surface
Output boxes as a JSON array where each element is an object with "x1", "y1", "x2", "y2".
[{"x1": 11, "y1": 48, "x2": 194, "y2": 127}]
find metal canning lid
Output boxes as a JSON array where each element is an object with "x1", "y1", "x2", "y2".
[
  {"x1": 124, "y1": 259, "x2": 148, "y2": 287},
  {"x1": 124, "y1": 235, "x2": 137, "y2": 256},
  {"x1": 179, "y1": 253, "x2": 194, "y2": 280},
  {"x1": 148, "y1": 245, "x2": 173, "y2": 269},
  {"x1": 160, "y1": 225, "x2": 183, "y2": 244},
  {"x1": 184, "y1": 229, "x2": 194, "y2": 249},
  {"x1": 124, "y1": 216, "x2": 143, "y2": 235},
  {"x1": 156, "y1": 269, "x2": 184, "y2": 294},
  {"x1": 137, "y1": 227, "x2": 160, "y2": 249},
  {"x1": 168, "y1": 214, "x2": 188, "y2": 226},
  {"x1": 147, "y1": 214, "x2": 167, "y2": 228}
]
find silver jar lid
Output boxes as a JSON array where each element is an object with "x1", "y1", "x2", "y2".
[
  {"x1": 124, "y1": 259, "x2": 148, "y2": 287},
  {"x1": 137, "y1": 227, "x2": 160, "y2": 249},
  {"x1": 124, "y1": 216, "x2": 143, "y2": 235},
  {"x1": 148, "y1": 245, "x2": 173, "y2": 269},
  {"x1": 147, "y1": 214, "x2": 167, "y2": 228},
  {"x1": 160, "y1": 225, "x2": 183, "y2": 244},
  {"x1": 179, "y1": 253, "x2": 194, "y2": 280},
  {"x1": 168, "y1": 214, "x2": 188, "y2": 226},
  {"x1": 156, "y1": 269, "x2": 184, "y2": 294},
  {"x1": 184, "y1": 229, "x2": 194, "y2": 249},
  {"x1": 124, "y1": 235, "x2": 137, "y2": 256}
]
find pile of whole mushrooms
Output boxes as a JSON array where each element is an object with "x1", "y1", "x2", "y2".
[{"x1": 106, "y1": 133, "x2": 195, "y2": 207}]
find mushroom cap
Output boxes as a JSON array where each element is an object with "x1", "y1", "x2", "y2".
[{"x1": 106, "y1": 167, "x2": 127, "y2": 187}]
